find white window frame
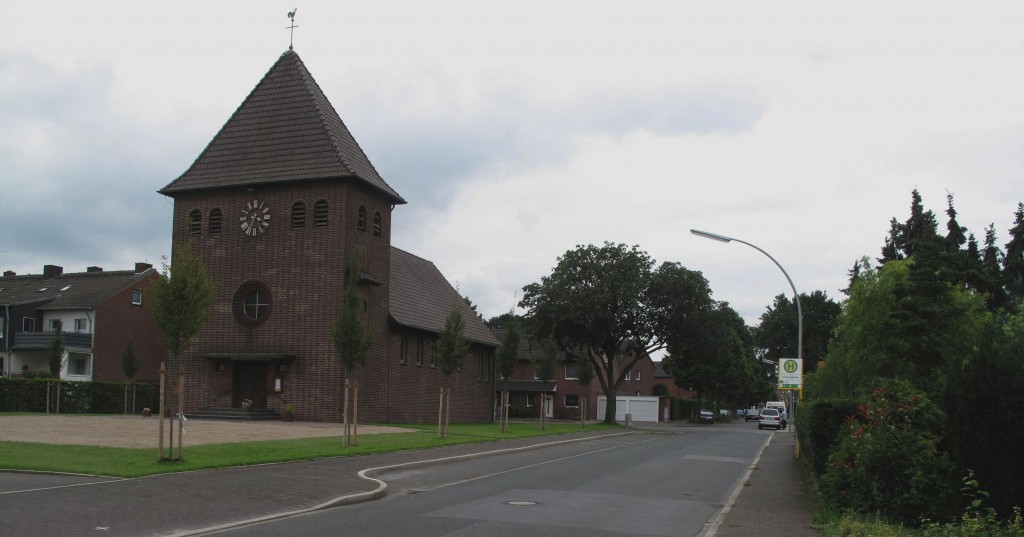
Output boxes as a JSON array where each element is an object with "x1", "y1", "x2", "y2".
[
  {"x1": 565, "y1": 394, "x2": 580, "y2": 408},
  {"x1": 49, "y1": 319, "x2": 61, "y2": 332},
  {"x1": 74, "y1": 318, "x2": 88, "y2": 333},
  {"x1": 564, "y1": 363, "x2": 578, "y2": 380},
  {"x1": 625, "y1": 370, "x2": 631, "y2": 381},
  {"x1": 66, "y1": 352, "x2": 91, "y2": 377},
  {"x1": 131, "y1": 290, "x2": 143, "y2": 305}
]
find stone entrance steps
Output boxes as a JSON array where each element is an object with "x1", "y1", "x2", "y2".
[{"x1": 185, "y1": 408, "x2": 281, "y2": 421}]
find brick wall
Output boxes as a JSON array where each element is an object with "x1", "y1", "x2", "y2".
[
  {"x1": 166, "y1": 179, "x2": 495, "y2": 424},
  {"x1": 92, "y1": 272, "x2": 166, "y2": 384}
]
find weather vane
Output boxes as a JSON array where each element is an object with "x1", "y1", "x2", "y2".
[{"x1": 287, "y1": 9, "x2": 298, "y2": 51}]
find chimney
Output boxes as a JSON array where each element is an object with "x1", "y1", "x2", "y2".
[
  {"x1": 43, "y1": 265, "x2": 63, "y2": 277},
  {"x1": 135, "y1": 262, "x2": 153, "y2": 273},
  {"x1": 3, "y1": 270, "x2": 15, "y2": 277},
  {"x1": 87, "y1": 266, "x2": 103, "y2": 273}
]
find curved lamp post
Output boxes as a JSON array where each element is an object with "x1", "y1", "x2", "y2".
[{"x1": 690, "y1": 229, "x2": 803, "y2": 425}]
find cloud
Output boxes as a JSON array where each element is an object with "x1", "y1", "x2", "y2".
[{"x1": 0, "y1": 51, "x2": 183, "y2": 274}]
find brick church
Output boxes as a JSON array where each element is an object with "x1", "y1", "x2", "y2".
[{"x1": 159, "y1": 50, "x2": 499, "y2": 424}]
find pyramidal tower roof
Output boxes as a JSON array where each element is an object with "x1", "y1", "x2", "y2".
[{"x1": 160, "y1": 50, "x2": 405, "y2": 203}]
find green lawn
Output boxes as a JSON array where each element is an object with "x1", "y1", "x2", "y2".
[{"x1": 0, "y1": 421, "x2": 619, "y2": 478}]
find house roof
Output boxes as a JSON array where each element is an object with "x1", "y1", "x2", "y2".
[
  {"x1": 0, "y1": 268, "x2": 155, "y2": 310},
  {"x1": 159, "y1": 50, "x2": 405, "y2": 204},
  {"x1": 389, "y1": 247, "x2": 498, "y2": 347}
]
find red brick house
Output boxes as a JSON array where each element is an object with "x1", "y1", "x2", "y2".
[
  {"x1": 0, "y1": 263, "x2": 164, "y2": 383},
  {"x1": 492, "y1": 329, "x2": 658, "y2": 421},
  {"x1": 158, "y1": 50, "x2": 498, "y2": 423}
]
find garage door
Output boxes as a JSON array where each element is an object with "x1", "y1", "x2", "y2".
[{"x1": 596, "y1": 396, "x2": 660, "y2": 422}]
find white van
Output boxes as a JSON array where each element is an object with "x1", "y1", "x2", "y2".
[{"x1": 765, "y1": 401, "x2": 786, "y2": 413}]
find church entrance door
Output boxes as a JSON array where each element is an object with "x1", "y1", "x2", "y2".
[{"x1": 233, "y1": 362, "x2": 268, "y2": 409}]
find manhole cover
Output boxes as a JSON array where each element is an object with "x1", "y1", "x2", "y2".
[{"x1": 505, "y1": 500, "x2": 539, "y2": 507}]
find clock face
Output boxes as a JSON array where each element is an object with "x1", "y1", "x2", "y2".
[{"x1": 239, "y1": 200, "x2": 271, "y2": 236}]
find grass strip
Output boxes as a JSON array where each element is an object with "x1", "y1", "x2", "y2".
[{"x1": 0, "y1": 422, "x2": 618, "y2": 478}]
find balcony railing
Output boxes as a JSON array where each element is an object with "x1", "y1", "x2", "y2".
[{"x1": 12, "y1": 331, "x2": 93, "y2": 350}]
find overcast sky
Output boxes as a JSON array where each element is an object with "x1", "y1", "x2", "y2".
[{"x1": 2, "y1": 1, "x2": 1023, "y2": 335}]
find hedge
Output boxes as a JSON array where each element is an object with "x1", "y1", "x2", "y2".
[
  {"x1": 795, "y1": 396, "x2": 859, "y2": 477},
  {"x1": 0, "y1": 377, "x2": 158, "y2": 414}
]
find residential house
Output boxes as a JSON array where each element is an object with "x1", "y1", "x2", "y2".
[
  {"x1": 0, "y1": 263, "x2": 164, "y2": 383},
  {"x1": 492, "y1": 329, "x2": 658, "y2": 421}
]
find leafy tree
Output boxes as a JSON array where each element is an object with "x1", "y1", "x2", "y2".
[
  {"x1": 813, "y1": 257, "x2": 988, "y2": 399},
  {"x1": 47, "y1": 319, "x2": 66, "y2": 377},
  {"x1": 435, "y1": 306, "x2": 469, "y2": 438},
  {"x1": 495, "y1": 314, "x2": 521, "y2": 433},
  {"x1": 330, "y1": 258, "x2": 373, "y2": 447},
  {"x1": 754, "y1": 290, "x2": 840, "y2": 375},
  {"x1": 665, "y1": 302, "x2": 759, "y2": 410},
  {"x1": 520, "y1": 243, "x2": 713, "y2": 424},
  {"x1": 122, "y1": 338, "x2": 140, "y2": 414},
  {"x1": 47, "y1": 319, "x2": 66, "y2": 413},
  {"x1": 149, "y1": 246, "x2": 216, "y2": 366},
  {"x1": 1004, "y1": 202, "x2": 1024, "y2": 312},
  {"x1": 121, "y1": 338, "x2": 139, "y2": 380},
  {"x1": 486, "y1": 311, "x2": 518, "y2": 329},
  {"x1": 148, "y1": 243, "x2": 216, "y2": 460},
  {"x1": 575, "y1": 344, "x2": 595, "y2": 425},
  {"x1": 532, "y1": 333, "x2": 559, "y2": 431}
]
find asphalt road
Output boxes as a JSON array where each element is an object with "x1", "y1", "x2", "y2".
[{"x1": 217, "y1": 422, "x2": 769, "y2": 537}]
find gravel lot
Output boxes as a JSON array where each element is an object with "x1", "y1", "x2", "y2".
[{"x1": 0, "y1": 415, "x2": 413, "y2": 448}]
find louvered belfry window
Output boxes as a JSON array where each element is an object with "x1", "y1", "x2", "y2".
[
  {"x1": 208, "y1": 208, "x2": 222, "y2": 234},
  {"x1": 291, "y1": 202, "x2": 306, "y2": 228},
  {"x1": 314, "y1": 200, "x2": 328, "y2": 227},
  {"x1": 373, "y1": 212, "x2": 382, "y2": 238},
  {"x1": 189, "y1": 209, "x2": 202, "y2": 235}
]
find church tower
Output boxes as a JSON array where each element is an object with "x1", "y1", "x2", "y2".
[{"x1": 160, "y1": 50, "x2": 407, "y2": 421}]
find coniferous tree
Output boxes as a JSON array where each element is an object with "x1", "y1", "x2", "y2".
[
  {"x1": 982, "y1": 224, "x2": 1007, "y2": 310},
  {"x1": 1003, "y1": 203, "x2": 1024, "y2": 312}
]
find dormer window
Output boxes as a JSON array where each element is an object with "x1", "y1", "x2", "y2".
[
  {"x1": 313, "y1": 200, "x2": 328, "y2": 227},
  {"x1": 357, "y1": 206, "x2": 367, "y2": 232},
  {"x1": 189, "y1": 209, "x2": 202, "y2": 235},
  {"x1": 291, "y1": 201, "x2": 306, "y2": 228},
  {"x1": 209, "y1": 208, "x2": 223, "y2": 234},
  {"x1": 373, "y1": 212, "x2": 382, "y2": 238}
]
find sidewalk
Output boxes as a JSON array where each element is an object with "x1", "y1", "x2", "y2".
[{"x1": 711, "y1": 428, "x2": 821, "y2": 536}]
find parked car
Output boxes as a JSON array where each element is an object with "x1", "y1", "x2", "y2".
[
  {"x1": 744, "y1": 408, "x2": 760, "y2": 421},
  {"x1": 758, "y1": 408, "x2": 781, "y2": 430},
  {"x1": 698, "y1": 409, "x2": 715, "y2": 424}
]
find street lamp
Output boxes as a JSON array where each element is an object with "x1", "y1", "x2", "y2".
[{"x1": 692, "y1": 227, "x2": 802, "y2": 364}]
